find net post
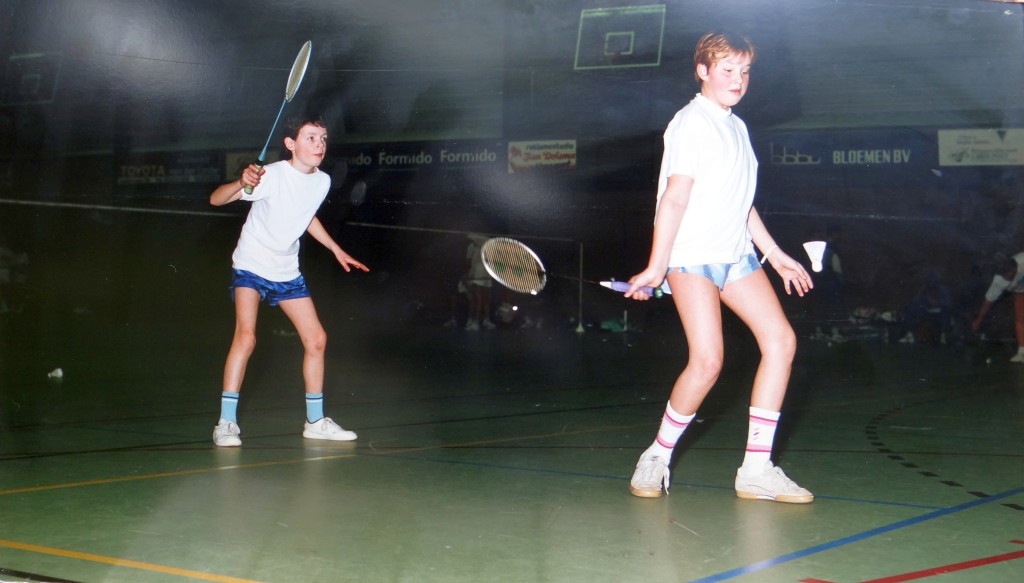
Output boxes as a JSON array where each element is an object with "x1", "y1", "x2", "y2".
[{"x1": 576, "y1": 241, "x2": 585, "y2": 334}]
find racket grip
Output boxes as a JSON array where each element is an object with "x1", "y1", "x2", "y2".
[
  {"x1": 242, "y1": 159, "x2": 265, "y2": 195},
  {"x1": 601, "y1": 280, "x2": 664, "y2": 298}
]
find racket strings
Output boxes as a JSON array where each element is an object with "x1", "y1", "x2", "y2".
[
  {"x1": 481, "y1": 238, "x2": 546, "y2": 294},
  {"x1": 285, "y1": 41, "x2": 312, "y2": 101}
]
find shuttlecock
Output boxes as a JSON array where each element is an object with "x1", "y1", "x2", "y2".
[
  {"x1": 47, "y1": 367, "x2": 63, "y2": 379},
  {"x1": 803, "y1": 241, "x2": 827, "y2": 272}
]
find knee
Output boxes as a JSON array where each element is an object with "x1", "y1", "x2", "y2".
[
  {"x1": 304, "y1": 328, "x2": 327, "y2": 354},
  {"x1": 764, "y1": 325, "x2": 798, "y2": 362},
  {"x1": 687, "y1": 352, "x2": 724, "y2": 384},
  {"x1": 232, "y1": 328, "x2": 257, "y2": 356}
]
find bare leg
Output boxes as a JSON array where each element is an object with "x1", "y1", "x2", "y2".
[
  {"x1": 278, "y1": 297, "x2": 327, "y2": 394},
  {"x1": 1014, "y1": 294, "x2": 1024, "y2": 349},
  {"x1": 720, "y1": 270, "x2": 812, "y2": 502},
  {"x1": 665, "y1": 271, "x2": 726, "y2": 415},
  {"x1": 471, "y1": 285, "x2": 489, "y2": 324},
  {"x1": 720, "y1": 269, "x2": 797, "y2": 412},
  {"x1": 630, "y1": 272, "x2": 724, "y2": 497},
  {"x1": 222, "y1": 287, "x2": 261, "y2": 394}
]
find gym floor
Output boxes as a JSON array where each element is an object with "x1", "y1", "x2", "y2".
[{"x1": 1, "y1": 205, "x2": 1022, "y2": 582}]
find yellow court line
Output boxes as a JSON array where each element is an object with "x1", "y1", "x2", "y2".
[
  {"x1": 0, "y1": 539, "x2": 265, "y2": 583},
  {"x1": 0, "y1": 422, "x2": 644, "y2": 497},
  {"x1": 0, "y1": 455, "x2": 361, "y2": 496}
]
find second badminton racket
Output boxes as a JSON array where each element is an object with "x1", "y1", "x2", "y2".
[{"x1": 479, "y1": 237, "x2": 663, "y2": 297}]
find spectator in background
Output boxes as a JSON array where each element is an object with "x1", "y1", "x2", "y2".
[
  {"x1": 898, "y1": 269, "x2": 953, "y2": 344},
  {"x1": 462, "y1": 234, "x2": 495, "y2": 331},
  {"x1": 971, "y1": 252, "x2": 1024, "y2": 362}
]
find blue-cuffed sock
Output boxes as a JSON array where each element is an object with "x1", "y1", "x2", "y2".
[
  {"x1": 306, "y1": 393, "x2": 324, "y2": 424},
  {"x1": 220, "y1": 391, "x2": 239, "y2": 423}
]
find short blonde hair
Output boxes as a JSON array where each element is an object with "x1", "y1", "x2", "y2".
[{"x1": 693, "y1": 32, "x2": 756, "y2": 82}]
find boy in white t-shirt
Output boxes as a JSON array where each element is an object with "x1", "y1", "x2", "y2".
[
  {"x1": 971, "y1": 252, "x2": 1024, "y2": 362},
  {"x1": 624, "y1": 32, "x2": 815, "y2": 502},
  {"x1": 209, "y1": 115, "x2": 369, "y2": 447}
]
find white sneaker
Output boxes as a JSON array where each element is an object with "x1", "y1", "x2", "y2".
[
  {"x1": 213, "y1": 420, "x2": 242, "y2": 447},
  {"x1": 1010, "y1": 350, "x2": 1024, "y2": 363},
  {"x1": 303, "y1": 417, "x2": 357, "y2": 441},
  {"x1": 898, "y1": 332, "x2": 915, "y2": 344},
  {"x1": 629, "y1": 455, "x2": 670, "y2": 497},
  {"x1": 735, "y1": 462, "x2": 813, "y2": 504}
]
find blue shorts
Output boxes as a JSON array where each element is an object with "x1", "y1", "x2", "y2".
[
  {"x1": 667, "y1": 253, "x2": 760, "y2": 291},
  {"x1": 229, "y1": 269, "x2": 310, "y2": 307}
]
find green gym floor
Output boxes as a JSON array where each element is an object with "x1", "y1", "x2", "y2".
[{"x1": 1, "y1": 205, "x2": 1022, "y2": 582}]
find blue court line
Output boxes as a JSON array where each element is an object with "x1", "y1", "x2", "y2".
[{"x1": 687, "y1": 485, "x2": 1024, "y2": 583}]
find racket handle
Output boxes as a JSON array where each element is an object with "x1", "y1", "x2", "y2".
[
  {"x1": 600, "y1": 280, "x2": 664, "y2": 298},
  {"x1": 242, "y1": 159, "x2": 265, "y2": 195}
]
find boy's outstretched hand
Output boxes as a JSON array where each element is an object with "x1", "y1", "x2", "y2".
[{"x1": 334, "y1": 249, "x2": 369, "y2": 273}]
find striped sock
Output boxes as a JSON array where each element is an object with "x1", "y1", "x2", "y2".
[
  {"x1": 220, "y1": 391, "x2": 239, "y2": 423},
  {"x1": 645, "y1": 402, "x2": 695, "y2": 460},
  {"x1": 740, "y1": 406, "x2": 780, "y2": 475},
  {"x1": 305, "y1": 393, "x2": 324, "y2": 424}
]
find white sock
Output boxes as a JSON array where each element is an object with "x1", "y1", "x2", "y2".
[
  {"x1": 644, "y1": 402, "x2": 695, "y2": 460},
  {"x1": 740, "y1": 406, "x2": 780, "y2": 475}
]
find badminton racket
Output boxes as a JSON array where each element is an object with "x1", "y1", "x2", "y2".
[
  {"x1": 479, "y1": 237, "x2": 664, "y2": 297},
  {"x1": 244, "y1": 40, "x2": 312, "y2": 195}
]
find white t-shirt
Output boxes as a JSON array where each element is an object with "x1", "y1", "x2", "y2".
[
  {"x1": 984, "y1": 251, "x2": 1024, "y2": 302},
  {"x1": 656, "y1": 93, "x2": 758, "y2": 266},
  {"x1": 231, "y1": 160, "x2": 331, "y2": 282}
]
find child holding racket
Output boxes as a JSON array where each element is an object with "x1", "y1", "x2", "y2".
[
  {"x1": 210, "y1": 115, "x2": 368, "y2": 447},
  {"x1": 624, "y1": 32, "x2": 815, "y2": 502}
]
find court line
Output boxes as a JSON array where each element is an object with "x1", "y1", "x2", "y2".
[
  {"x1": 4, "y1": 421, "x2": 949, "y2": 511},
  {"x1": 801, "y1": 539, "x2": 1024, "y2": 583},
  {"x1": 0, "y1": 566, "x2": 81, "y2": 583},
  {"x1": 3, "y1": 421, "x2": 1013, "y2": 579},
  {"x1": 377, "y1": 454, "x2": 945, "y2": 511},
  {"x1": 687, "y1": 486, "x2": 1024, "y2": 583},
  {"x1": 0, "y1": 423, "x2": 644, "y2": 496},
  {"x1": 0, "y1": 455, "x2": 360, "y2": 496},
  {"x1": 0, "y1": 197, "x2": 236, "y2": 218},
  {"x1": 347, "y1": 220, "x2": 575, "y2": 242},
  {"x1": 0, "y1": 425, "x2": 645, "y2": 580},
  {"x1": 0, "y1": 540, "x2": 264, "y2": 583}
]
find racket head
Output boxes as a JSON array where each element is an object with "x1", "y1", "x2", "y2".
[
  {"x1": 480, "y1": 237, "x2": 547, "y2": 295},
  {"x1": 284, "y1": 41, "x2": 312, "y2": 101}
]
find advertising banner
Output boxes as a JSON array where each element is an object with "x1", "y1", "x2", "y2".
[
  {"x1": 938, "y1": 129, "x2": 1024, "y2": 166},
  {"x1": 507, "y1": 140, "x2": 577, "y2": 173}
]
